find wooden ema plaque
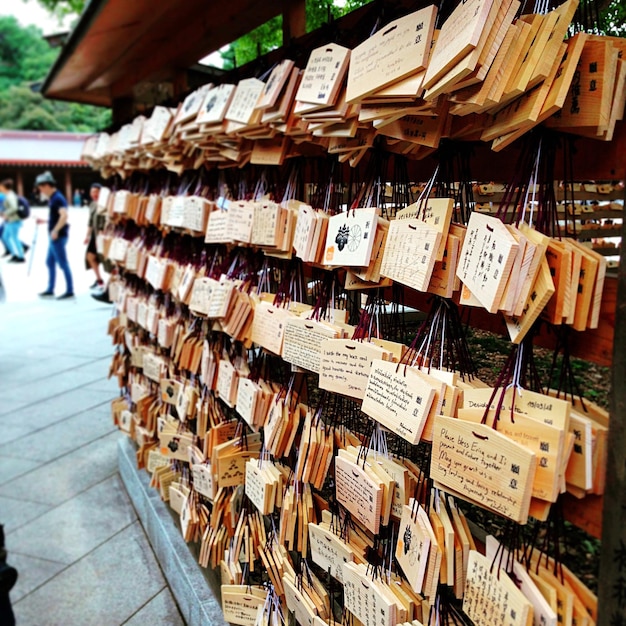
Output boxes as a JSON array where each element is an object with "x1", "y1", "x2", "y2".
[
  {"x1": 346, "y1": 6, "x2": 437, "y2": 103},
  {"x1": 197, "y1": 84, "x2": 235, "y2": 125},
  {"x1": 282, "y1": 318, "x2": 341, "y2": 374},
  {"x1": 395, "y1": 197, "x2": 453, "y2": 260},
  {"x1": 484, "y1": 536, "x2": 558, "y2": 626},
  {"x1": 456, "y1": 212, "x2": 519, "y2": 313},
  {"x1": 461, "y1": 386, "x2": 571, "y2": 430},
  {"x1": 335, "y1": 454, "x2": 384, "y2": 534},
  {"x1": 221, "y1": 585, "x2": 267, "y2": 626},
  {"x1": 504, "y1": 257, "x2": 555, "y2": 343},
  {"x1": 457, "y1": 408, "x2": 565, "y2": 503},
  {"x1": 256, "y1": 59, "x2": 295, "y2": 110},
  {"x1": 361, "y1": 360, "x2": 437, "y2": 445},
  {"x1": 342, "y1": 562, "x2": 398, "y2": 626},
  {"x1": 250, "y1": 301, "x2": 295, "y2": 356},
  {"x1": 319, "y1": 339, "x2": 390, "y2": 399},
  {"x1": 324, "y1": 208, "x2": 378, "y2": 267},
  {"x1": 395, "y1": 503, "x2": 432, "y2": 595},
  {"x1": 380, "y1": 219, "x2": 442, "y2": 292},
  {"x1": 296, "y1": 43, "x2": 351, "y2": 107},
  {"x1": 464, "y1": 551, "x2": 533, "y2": 626},
  {"x1": 423, "y1": 0, "x2": 496, "y2": 89},
  {"x1": 308, "y1": 522, "x2": 355, "y2": 583},
  {"x1": 431, "y1": 415, "x2": 536, "y2": 524},
  {"x1": 547, "y1": 38, "x2": 618, "y2": 132}
]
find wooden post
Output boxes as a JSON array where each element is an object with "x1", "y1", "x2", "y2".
[
  {"x1": 64, "y1": 169, "x2": 72, "y2": 206},
  {"x1": 16, "y1": 170, "x2": 24, "y2": 197},
  {"x1": 112, "y1": 96, "x2": 135, "y2": 128},
  {"x1": 282, "y1": 0, "x2": 306, "y2": 44},
  {"x1": 597, "y1": 188, "x2": 626, "y2": 625}
]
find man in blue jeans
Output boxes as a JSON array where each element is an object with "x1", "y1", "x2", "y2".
[{"x1": 35, "y1": 171, "x2": 75, "y2": 299}]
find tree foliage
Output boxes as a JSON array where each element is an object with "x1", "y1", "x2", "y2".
[
  {"x1": 32, "y1": 0, "x2": 85, "y2": 18},
  {"x1": 221, "y1": 0, "x2": 374, "y2": 70},
  {"x1": 603, "y1": 0, "x2": 626, "y2": 35},
  {"x1": 0, "y1": 15, "x2": 110, "y2": 132}
]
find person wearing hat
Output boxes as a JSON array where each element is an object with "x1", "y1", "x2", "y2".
[
  {"x1": 84, "y1": 182, "x2": 105, "y2": 290},
  {"x1": 35, "y1": 171, "x2": 74, "y2": 299}
]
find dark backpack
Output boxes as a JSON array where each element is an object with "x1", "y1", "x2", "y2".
[{"x1": 17, "y1": 196, "x2": 30, "y2": 220}]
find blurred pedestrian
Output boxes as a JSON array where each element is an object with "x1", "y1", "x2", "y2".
[
  {"x1": 35, "y1": 171, "x2": 75, "y2": 300},
  {"x1": 85, "y1": 183, "x2": 105, "y2": 290},
  {"x1": 0, "y1": 179, "x2": 25, "y2": 264}
]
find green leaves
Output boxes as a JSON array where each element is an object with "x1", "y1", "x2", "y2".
[
  {"x1": 0, "y1": 16, "x2": 111, "y2": 132},
  {"x1": 219, "y1": 0, "x2": 373, "y2": 70}
]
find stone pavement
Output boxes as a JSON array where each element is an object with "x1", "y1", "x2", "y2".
[{"x1": 0, "y1": 208, "x2": 185, "y2": 625}]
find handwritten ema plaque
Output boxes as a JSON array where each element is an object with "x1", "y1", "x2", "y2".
[
  {"x1": 456, "y1": 212, "x2": 519, "y2": 313},
  {"x1": 319, "y1": 339, "x2": 389, "y2": 400},
  {"x1": 335, "y1": 455, "x2": 383, "y2": 534},
  {"x1": 361, "y1": 359, "x2": 437, "y2": 444},
  {"x1": 346, "y1": 5, "x2": 437, "y2": 103},
  {"x1": 296, "y1": 43, "x2": 351, "y2": 107},
  {"x1": 430, "y1": 416, "x2": 537, "y2": 524},
  {"x1": 463, "y1": 550, "x2": 533, "y2": 626}
]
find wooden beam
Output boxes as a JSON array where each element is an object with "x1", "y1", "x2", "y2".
[
  {"x1": 107, "y1": 0, "x2": 286, "y2": 100},
  {"x1": 283, "y1": 0, "x2": 306, "y2": 44},
  {"x1": 112, "y1": 96, "x2": 135, "y2": 127},
  {"x1": 597, "y1": 190, "x2": 626, "y2": 626}
]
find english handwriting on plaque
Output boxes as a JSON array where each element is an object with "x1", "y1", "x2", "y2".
[{"x1": 431, "y1": 416, "x2": 535, "y2": 523}]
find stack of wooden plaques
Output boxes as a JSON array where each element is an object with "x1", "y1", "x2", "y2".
[{"x1": 80, "y1": 0, "x2": 626, "y2": 176}]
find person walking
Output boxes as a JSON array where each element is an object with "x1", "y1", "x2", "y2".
[
  {"x1": 35, "y1": 171, "x2": 75, "y2": 299},
  {"x1": 85, "y1": 183, "x2": 105, "y2": 290},
  {"x1": 0, "y1": 179, "x2": 25, "y2": 264}
]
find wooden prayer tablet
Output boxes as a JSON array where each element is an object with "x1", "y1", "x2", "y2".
[
  {"x1": 565, "y1": 239, "x2": 599, "y2": 331},
  {"x1": 461, "y1": 386, "x2": 571, "y2": 430},
  {"x1": 250, "y1": 137, "x2": 289, "y2": 166},
  {"x1": 546, "y1": 39, "x2": 619, "y2": 132},
  {"x1": 308, "y1": 523, "x2": 355, "y2": 583},
  {"x1": 361, "y1": 360, "x2": 437, "y2": 445},
  {"x1": 396, "y1": 197, "x2": 453, "y2": 261},
  {"x1": 380, "y1": 219, "x2": 442, "y2": 292},
  {"x1": 282, "y1": 318, "x2": 341, "y2": 374},
  {"x1": 141, "y1": 106, "x2": 173, "y2": 145},
  {"x1": 324, "y1": 208, "x2": 378, "y2": 267},
  {"x1": 377, "y1": 109, "x2": 449, "y2": 148},
  {"x1": 396, "y1": 503, "x2": 432, "y2": 594},
  {"x1": 431, "y1": 415, "x2": 536, "y2": 524},
  {"x1": 458, "y1": 408, "x2": 565, "y2": 502},
  {"x1": 175, "y1": 84, "x2": 212, "y2": 125},
  {"x1": 221, "y1": 585, "x2": 267, "y2": 626},
  {"x1": 319, "y1": 339, "x2": 390, "y2": 399},
  {"x1": 197, "y1": 84, "x2": 235, "y2": 125},
  {"x1": 452, "y1": 0, "x2": 519, "y2": 90},
  {"x1": 456, "y1": 212, "x2": 519, "y2": 313},
  {"x1": 342, "y1": 563, "x2": 398, "y2": 626},
  {"x1": 346, "y1": 5, "x2": 437, "y2": 103},
  {"x1": 463, "y1": 550, "x2": 534, "y2": 626},
  {"x1": 449, "y1": 22, "x2": 518, "y2": 115},
  {"x1": 226, "y1": 200, "x2": 254, "y2": 243},
  {"x1": 423, "y1": 0, "x2": 496, "y2": 89},
  {"x1": 296, "y1": 43, "x2": 351, "y2": 107},
  {"x1": 504, "y1": 256, "x2": 555, "y2": 343},
  {"x1": 250, "y1": 301, "x2": 294, "y2": 356},
  {"x1": 256, "y1": 59, "x2": 295, "y2": 110},
  {"x1": 422, "y1": 0, "x2": 510, "y2": 100},
  {"x1": 484, "y1": 537, "x2": 558, "y2": 626},
  {"x1": 427, "y1": 233, "x2": 460, "y2": 298},
  {"x1": 335, "y1": 455, "x2": 384, "y2": 534}
]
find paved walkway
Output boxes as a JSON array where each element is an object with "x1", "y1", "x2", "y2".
[{"x1": 0, "y1": 209, "x2": 185, "y2": 625}]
